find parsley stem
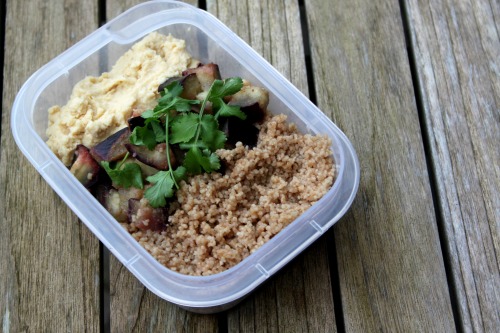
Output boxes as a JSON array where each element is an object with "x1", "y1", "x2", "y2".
[
  {"x1": 165, "y1": 112, "x2": 179, "y2": 189},
  {"x1": 117, "y1": 152, "x2": 130, "y2": 169},
  {"x1": 193, "y1": 82, "x2": 215, "y2": 145}
]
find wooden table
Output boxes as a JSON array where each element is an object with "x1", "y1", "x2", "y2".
[{"x1": 1, "y1": 0, "x2": 499, "y2": 331}]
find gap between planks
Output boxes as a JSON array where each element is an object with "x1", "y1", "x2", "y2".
[
  {"x1": 98, "y1": 1, "x2": 110, "y2": 332},
  {"x1": 397, "y1": 0, "x2": 462, "y2": 331},
  {"x1": 298, "y1": 0, "x2": 346, "y2": 331},
  {"x1": 0, "y1": 0, "x2": 7, "y2": 137}
]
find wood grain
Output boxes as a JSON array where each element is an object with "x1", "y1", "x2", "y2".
[
  {"x1": 207, "y1": 1, "x2": 337, "y2": 332},
  {"x1": 306, "y1": 0, "x2": 457, "y2": 331},
  {"x1": 105, "y1": 0, "x2": 199, "y2": 22},
  {"x1": 403, "y1": 0, "x2": 500, "y2": 331},
  {"x1": 0, "y1": 0, "x2": 100, "y2": 332},
  {"x1": 109, "y1": 262, "x2": 217, "y2": 332}
]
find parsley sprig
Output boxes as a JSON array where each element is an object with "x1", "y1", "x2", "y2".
[
  {"x1": 143, "y1": 111, "x2": 187, "y2": 208},
  {"x1": 126, "y1": 77, "x2": 244, "y2": 208},
  {"x1": 101, "y1": 153, "x2": 143, "y2": 189}
]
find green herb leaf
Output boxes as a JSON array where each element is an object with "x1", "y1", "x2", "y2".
[
  {"x1": 141, "y1": 109, "x2": 155, "y2": 119},
  {"x1": 173, "y1": 98, "x2": 199, "y2": 112},
  {"x1": 130, "y1": 124, "x2": 158, "y2": 150},
  {"x1": 210, "y1": 130, "x2": 227, "y2": 150},
  {"x1": 144, "y1": 166, "x2": 187, "y2": 208},
  {"x1": 170, "y1": 113, "x2": 199, "y2": 144},
  {"x1": 172, "y1": 165, "x2": 187, "y2": 183},
  {"x1": 178, "y1": 140, "x2": 209, "y2": 151},
  {"x1": 101, "y1": 160, "x2": 143, "y2": 189},
  {"x1": 144, "y1": 171, "x2": 174, "y2": 208},
  {"x1": 199, "y1": 114, "x2": 226, "y2": 150},
  {"x1": 182, "y1": 147, "x2": 202, "y2": 174},
  {"x1": 214, "y1": 102, "x2": 247, "y2": 120},
  {"x1": 155, "y1": 81, "x2": 200, "y2": 115},
  {"x1": 206, "y1": 150, "x2": 221, "y2": 170},
  {"x1": 183, "y1": 146, "x2": 220, "y2": 174},
  {"x1": 210, "y1": 77, "x2": 243, "y2": 99},
  {"x1": 161, "y1": 81, "x2": 183, "y2": 98},
  {"x1": 199, "y1": 114, "x2": 218, "y2": 141},
  {"x1": 150, "y1": 120, "x2": 166, "y2": 142},
  {"x1": 206, "y1": 78, "x2": 246, "y2": 120}
]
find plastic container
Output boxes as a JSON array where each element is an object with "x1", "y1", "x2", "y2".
[{"x1": 11, "y1": 0, "x2": 359, "y2": 313}]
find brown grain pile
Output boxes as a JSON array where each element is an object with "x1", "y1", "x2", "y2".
[{"x1": 125, "y1": 114, "x2": 335, "y2": 276}]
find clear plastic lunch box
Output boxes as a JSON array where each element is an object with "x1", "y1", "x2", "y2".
[{"x1": 11, "y1": 0, "x2": 360, "y2": 313}]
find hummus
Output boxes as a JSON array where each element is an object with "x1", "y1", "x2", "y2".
[{"x1": 46, "y1": 32, "x2": 199, "y2": 165}]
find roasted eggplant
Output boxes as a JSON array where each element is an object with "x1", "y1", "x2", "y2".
[
  {"x1": 128, "y1": 198, "x2": 169, "y2": 231},
  {"x1": 90, "y1": 127, "x2": 130, "y2": 163},
  {"x1": 95, "y1": 185, "x2": 143, "y2": 222},
  {"x1": 127, "y1": 115, "x2": 145, "y2": 131},
  {"x1": 182, "y1": 63, "x2": 221, "y2": 91},
  {"x1": 219, "y1": 117, "x2": 259, "y2": 148},
  {"x1": 227, "y1": 85, "x2": 269, "y2": 124},
  {"x1": 70, "y1": 144, "x2": 101, "y2": 188},
  {"x1": 125, "y1": 143, "x2": 176, "y2": 171}
]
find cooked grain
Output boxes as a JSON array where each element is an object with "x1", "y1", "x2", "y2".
[{"x1": 124, "y1": 114, "x2": 335, "y2": 276}]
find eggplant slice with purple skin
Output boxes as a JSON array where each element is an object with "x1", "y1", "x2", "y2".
[
  {"x1": 182, "y1": 63, "x2": 221, "y2": 91},
  {"x1": 219, "y1": 117, "x2": 260, "y2": 148},
  {"x1": 158, "y1": 74, "x2": 202, "y2": 100},
  {"x1": 95, "y1": 184, "x2": 144, "y2": 223},
  {"x1": 218, "y1": 85, "x2": 269, "y2": 148},
  {"x1": 180, "y1": 73, "x2": 202, "y2": 100},
  {"x1": 128, "y1": 198, "x2": 169, "y2": 231},
  {"x1": 227, "y1": 85, "x2": 269, "y2": 124},
  {"x1": 127, "y1": 115, "x2": 145, "y2": 131},
  {"x1": 90, "y1": 127, "x2": 130, "y2": 163},
  {"x1": 125, "y1": 142, "x2": 176, "y2": 171},
  {"x1": 70, "y1": 144, "x2": 101, "y2": 188},
  {"x1": 158, "y1": 63, "x2": 221, "y2": 97}
]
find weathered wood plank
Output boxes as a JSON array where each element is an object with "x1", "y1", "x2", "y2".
[
  {"x1": 0, "y1": 0, "x2": 100, "y2": 332},
  {"x1": 306, "y1": 0, "x2": 456, "y2": 331},
  {"x1": 105, "y1": 1, "x2": 218, "y2": 332},
  {"x1": 109, "y1": 262, "x2": 218, "y2": 332},
  {"x1": 207, "y1": 1, "x2": 337, "y2": 332},
  {"x1": 403, "y1": 0, "x2": 500, "y2": 331},
  {"x1": 106, "y1": 0, "x2": 198, "y2": 21}
]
